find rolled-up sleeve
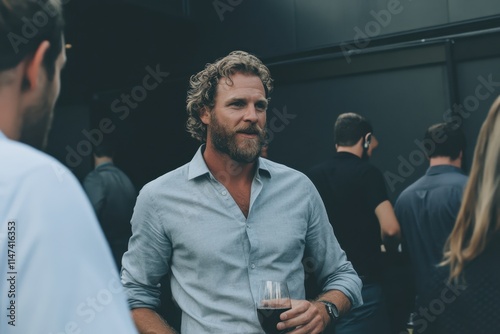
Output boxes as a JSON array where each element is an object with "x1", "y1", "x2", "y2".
[
  {"x1": 305, "y1": 183, "x2": 363, "y2": 308},
  {"x1": 121, "y1": 185, "x2": 172, "y2": 310}
]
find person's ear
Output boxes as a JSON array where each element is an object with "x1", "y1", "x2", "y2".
[
  {"x1": 23, "y1": 41, "x2": 51, "y2": 91},
  {"x1": 363, "y1": 132, "x2": 372, "y2": 149},
  {"x1": 200, "y1": 106, "x2": 211, "y2": 125}
]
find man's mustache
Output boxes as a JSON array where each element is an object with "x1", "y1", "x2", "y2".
[{"x1": 236, "y1": 125, "x2": 264, "y2": 136}]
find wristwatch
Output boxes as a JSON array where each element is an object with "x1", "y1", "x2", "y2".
[{"x1": 317, "y1": 300, "x2": 339, "y2": 323}]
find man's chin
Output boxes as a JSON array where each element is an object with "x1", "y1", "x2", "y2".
[
  {"x1": 233, "y1": 155, "x2": 259, "y2": 164},
  {"x1": 230, "y1": 147, "x2": 262, "y2": 163}
]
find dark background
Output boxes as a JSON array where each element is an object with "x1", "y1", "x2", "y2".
[
  {"x1": 43, "y1": 1, "x2": 500, "y2": 332},
  {"x1": 47, "y1": 0, "x2": 500, "y2": 202}
]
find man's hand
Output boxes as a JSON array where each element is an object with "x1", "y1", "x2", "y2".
[{"x1": 276, "y1": 299, "x2": 329, "y2": 334}]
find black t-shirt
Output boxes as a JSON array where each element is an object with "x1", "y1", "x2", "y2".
[{"x1": 308, "y1": 152, "x2": 388, "y2": 279}]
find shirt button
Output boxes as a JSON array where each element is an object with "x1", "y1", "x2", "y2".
[
  {"x1": 221, "y1": 190, "x2": 227, "y2": 196},
  {"x1": 251, "y1": 263, "x2": 256, "y2": 269},
  {"x1": 246, "y1": 224, "x2": 250, "y2": 229}
]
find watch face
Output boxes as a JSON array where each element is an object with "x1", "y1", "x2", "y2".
[
  {"x1": 329, "y1": 304, "x2": 339, "y2": 317},
  {"x1": 321, "y1": 301, "x2": 339, "y2": 319}
]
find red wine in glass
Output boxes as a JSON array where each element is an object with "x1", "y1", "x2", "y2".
[
  {"x1": 257, "y1": 307, "x2": 291, "y2": 334},
  {"x1": 257, "y1": 281, "x2": 292, "y2": 334}
]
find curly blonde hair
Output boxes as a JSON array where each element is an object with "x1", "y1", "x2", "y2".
[{"x1": 186, "y1": 50, "x2": 273, "y2": 142}]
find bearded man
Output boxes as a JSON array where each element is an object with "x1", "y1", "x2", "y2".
[{"x1": 121, "y1": 50, "x2": 362, "y2": 334}]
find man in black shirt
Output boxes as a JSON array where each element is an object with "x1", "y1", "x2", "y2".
[{"x1": 309, "y1": 113, "x2": 400, "y2": 334}]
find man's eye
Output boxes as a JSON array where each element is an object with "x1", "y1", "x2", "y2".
[{"x1": 231, "y1": 101, "x2": 245, "y2": 107}]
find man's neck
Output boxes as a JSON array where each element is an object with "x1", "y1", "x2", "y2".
[
  {"x1": 336, "y1": 145, "x2": 362, "y2": 158},
  {"x1": 202, "y1": 145, "x2": 256, "y2": 187},
  {"x1": 94, "y1": 156, "x2": 113, "y2": 167},
  {"x1": 429, "y1": 156, "x2": 461, "y2": 168},
  {"x1": 0, "y1": 84, "x2": 22, "y2": 141}
]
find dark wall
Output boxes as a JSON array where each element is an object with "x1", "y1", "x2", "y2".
[
  {"x1": 189, "y1": 0, "x2": 500, "y2": 60},
  {"x1": 185, "y1": 0, "x2": 500, "y2": 201},
  {"x1": 269, "y1": 64, "x2": 450, "y2": 200},
  {"x1": 47, "y1": 105, "x2": 92, "y2": 181},
  {"x1": 456, "y1": 57, "x2": 500, "y2": 172},
  {"x1": 48, "y1": 0, "x2": 500, "y2": 196},
  {"x1": 87, "y1": 77, "x2": 199, "y2": 190},
  {"x1": 266, "y1": 33, "x2": 500, "y2": 201},
  {"x1": 49, "y1": 1, "x2": 200, "y2": 186},
  {"x1": 268, "y1": 51, "x2": 500, "y2": 201},
  {"x1": 52, "y1": 73, "x2": 199, "y2": 189}
]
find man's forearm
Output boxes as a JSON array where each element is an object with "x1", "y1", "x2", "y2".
[
  {"x1": 132, "y1": 308, "x2": 178, "y2": 334},
  {"x1": 316, "y1": 289, "x2": 352, "y2": 317}
]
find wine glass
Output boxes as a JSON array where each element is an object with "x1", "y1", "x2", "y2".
[{"x1": 256, "y1": 280, "x2": 292, "y2": 334}]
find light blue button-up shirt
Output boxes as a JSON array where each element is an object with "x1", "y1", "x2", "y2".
[{"x1": 122, "y1": 146, "x2": 362, "y2": 333}]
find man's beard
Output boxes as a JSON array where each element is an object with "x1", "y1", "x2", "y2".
[
  {"x1": 19, "y1": 94, "x2": 53, "y2": 151},
  {"x1": 210, "y1": 113, "x2": 266, "y2": 163}
]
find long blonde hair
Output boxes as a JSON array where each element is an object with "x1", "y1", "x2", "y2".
[{"x1": 442, "y1": 96, "x2": 500, "y2": 282}]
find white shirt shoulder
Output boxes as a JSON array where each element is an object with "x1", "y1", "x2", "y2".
[{"x1": 0, "y1": 137, "x2": 137, "y2": 333}]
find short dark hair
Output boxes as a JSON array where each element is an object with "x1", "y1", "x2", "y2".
[
  {"x1": 0, "y1": 0, "x2": 65, "y2": 80},
  {"x1": 334, "y1": 113, "x2": 373, "y2": 146},
  {"x1": 424, "y1": 123, "x2": 466, "y2": 160}
]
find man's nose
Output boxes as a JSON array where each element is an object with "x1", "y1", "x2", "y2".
[{"x1": 243, "y1": 105, "x2": 259, "y2": 122}]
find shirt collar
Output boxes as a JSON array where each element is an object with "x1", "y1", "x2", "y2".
[
  {"x1": 0, "y1": 131, "x2": 6, "y2": 140},
  {"x1": 188, "y1": 145, "x2": 272, "y2": 180},
  {"x1": 95, "y1": 161, "x2": 113, "y2": 169},
  {"x1": 188, "y1": 145, "x2": 210, "y2": 180},
  {"x1": 335, "y1": 151, "x2": 361, "y2": 159},
  {"x1": 426, "y1": 164, "x2": 465, "y2": 176},
  {"x1": 256, "y1": 157, "x2": 272, "y2": 179}
]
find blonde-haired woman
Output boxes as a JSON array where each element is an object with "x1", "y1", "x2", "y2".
[{"x1": 416, "y1": 96, "x2": 500, "y2": 333}]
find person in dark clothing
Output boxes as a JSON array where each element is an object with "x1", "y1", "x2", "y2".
[
  {"x1": 308, "y1": 112, "x2": 401, "y2": 334},
  {"x1": 83, "y1": 142, "x2": 137, "y2": 269},
  {"x1": 414, "y1": 96, "x2": 500, "y2": 334},
  {"x1": 395, "y1": 123, "x2": 467, "y2": 307}
]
